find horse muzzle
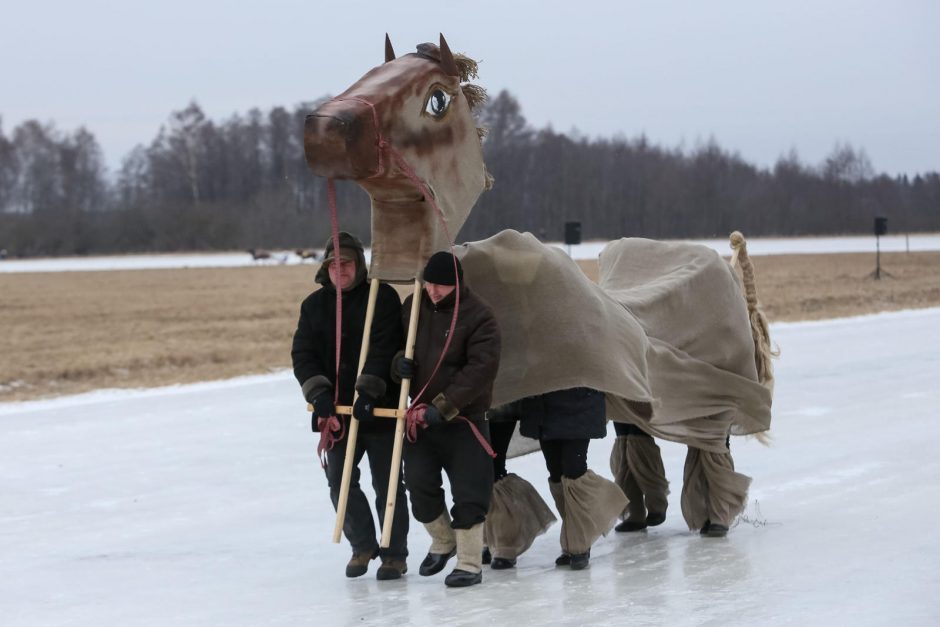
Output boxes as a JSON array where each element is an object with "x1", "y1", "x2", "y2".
[{"x1": 304, "y1": 102, "x2": 381, "y2": 179}]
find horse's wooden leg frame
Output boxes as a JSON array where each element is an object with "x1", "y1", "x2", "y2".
[
  {"x1": 381, "y1": 278, "x2": 422, "y2": 548},
  {"x1": 331, "y1": 278, "x2": 380, "y2": 544}
]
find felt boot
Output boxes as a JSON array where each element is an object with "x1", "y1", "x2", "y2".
[{"x1": 419, "y1": 511, "x2": 457, "y2": 576}]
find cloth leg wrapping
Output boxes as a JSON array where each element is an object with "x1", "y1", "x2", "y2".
[
  {"x1": 560, "y1": 469, "x2": 628, "y2": 554},
  {"x1": 484, "y1": 473, "x2": 557, "y2": 560},
  {"x1": 627, "y1": 433, "x2": 670, "y2": 515},
  {"x1": 610, "y1": 436, "x2": 645, "y2": 522},
  {"x1": 680, "y1": 446, "x2": 751, "y2": 529}
]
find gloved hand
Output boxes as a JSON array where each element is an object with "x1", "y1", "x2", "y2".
[
  {"x1": 394, "y1": 356, "x2": 416, "y2": 379},
  {"x1": 312, "y1": 391, "x2": 335, "y2": 420},
  {"x1": 353, "y1": 393, "x2": 376, "y2": 423},
  {"x1": 423, "y1": 404, "x2": 445, "y2": 426}
]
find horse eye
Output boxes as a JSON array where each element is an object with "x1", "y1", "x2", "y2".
[{"x1": 425, "y1": 89, "x2": 451, "y2": 118}]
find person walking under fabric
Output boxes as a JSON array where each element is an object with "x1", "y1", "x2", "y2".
[
  {"x1": 291, "y1": 232, "x2": 410, "y2": 580},
  {"x1": 519, "y1": 387, "x2": 627, "y2": 570},
  {"x1": 610, "y1": 422, "x2": 670, "y2": 532},
  {"x1": 482, "y1": 402, "x2": 556, "y2": 569},
  {"x1": 395, "y1": 251, "x2": 501, "y2": 588},
  {"x1": 682, "y1": 419, "x2": 750, "y2": 538}
]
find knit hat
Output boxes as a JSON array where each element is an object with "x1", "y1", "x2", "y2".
[{"x1": 422, "y1": 251, "x2": 463, "y2": 286}]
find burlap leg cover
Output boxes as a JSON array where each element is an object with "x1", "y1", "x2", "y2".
[
  {"x1": 680, "y1": 447, "x2": 751, "y2": 530},
  {"x1": 560, "y1": 470, "x2": 629, "y2": 554},
  {"x1": 455, "y1": 523, "x2": 485, "y2": 574},
  {"x1": 627, "y1": 434, "x2": 670, "y2": 515},
  {"x1": 424, "y1": 510, "x2": 457, "y2": 554},
  {"x1": 610, "y1": 436, "x2": 645, "y2": 522},
  {"x1": 548, "y1": 480, "x2": 567, "y2": 554},
  {"x1": 484, "y1": 474, "x2": 557, "y2": 560}
]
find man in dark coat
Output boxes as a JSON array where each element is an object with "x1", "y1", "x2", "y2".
[
  {"x1": 519, "y1": 388, "x2": 627, "y2": 570},
  {"x1": 291, "y1": 231, "x2": 409, "y2": 580},
  {"x1": 395, "y1": 251, "x2": 500, "y2": 588}
]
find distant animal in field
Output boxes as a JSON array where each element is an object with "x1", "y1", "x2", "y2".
[
  {"x1": 247, "y1": 248, "x2": 272, "y2": 261},
  {"x1": 295, "y1": 248, "x2": 321, "y2": 262}
]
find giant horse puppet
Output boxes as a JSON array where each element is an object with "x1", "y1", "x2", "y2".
[{"x1": 304, "y1": 34, "x2": 775, "y2": 543}]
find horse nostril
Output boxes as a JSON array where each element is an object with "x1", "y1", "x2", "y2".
[{"x1": 304, "y1": 111, "x2": 378, "y2": 179}]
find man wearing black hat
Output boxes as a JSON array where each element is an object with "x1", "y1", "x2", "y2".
[
  {"x1": 291, "y1": 231, "x2": 410, "y2": 580},
  {"x1": 395, "y1": 251, "x2": 501, "y2": 588}
]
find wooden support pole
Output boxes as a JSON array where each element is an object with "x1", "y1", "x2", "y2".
[
  {"x1": 380, "y1": 278, "x2": 422, "y2": 548},
  {"x1": 331, "y1": 278, "x2": 380, "y2": 544}
]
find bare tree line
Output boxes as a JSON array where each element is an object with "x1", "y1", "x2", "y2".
[{"x1": 1, "y1": 92, "x2": 938, "y2": 257}]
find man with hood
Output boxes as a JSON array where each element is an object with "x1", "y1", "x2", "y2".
[
  {"x1": 395, "y1": 251, "x2": 501, "y2": 588},
  {"x1": 291, "y1": 231, "x2": 409, "y2": 580}
]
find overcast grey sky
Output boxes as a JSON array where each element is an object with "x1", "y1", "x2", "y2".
[{"x1": 3, "y1": 0, "x2": 937, "y2": 176}]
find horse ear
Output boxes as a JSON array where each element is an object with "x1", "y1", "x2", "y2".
[
  {"x1": 438, "y1": 33, "x2": 459, "y2": 77},
  {"x1": 385, "y1": 33, "x2": 396, "y2": 63}
]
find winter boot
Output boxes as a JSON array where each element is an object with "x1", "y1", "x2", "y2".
[
  {"x1": 345, "y1": 547, "x2": 379, "y2": 578},
  {"x1": 490, "y1": 557, "x2": 516, "y2": 570},
  {"x1": 646, "y1": 511, "x2": 667, "y2": 527},
  {"x1": 569, "y1": 550, "x2": 590, "y2": 571},
  {"x1": 376, "y1": 557, "x2": 408, "y2": 580},
  {"x1": 419, "y1": 511, "x2": 457, "y2": 576},
  {"x1": 482, "y1": 546, "x2": 492, "y2": 565},
  {"x1": 445, "y1": 523, "x2": 484, "y2": 587}
]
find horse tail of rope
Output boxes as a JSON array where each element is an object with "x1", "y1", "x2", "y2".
[
  {"x1": 729, "y1": 231, "x2": 778, "y2": 388},
  {"x1": 730, "y1": 231, "x2": 778, "y2": 445}
]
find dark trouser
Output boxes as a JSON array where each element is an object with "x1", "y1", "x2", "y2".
[
  {"x1": 324, "y1": 428, "x2": 409, "y2": 559},
  {"x1": 489, "y1": 420, "x2": 517, "y2": 481},
  {"x1": 540, "y1": 438, "x2": 589, "y2": 482},
  {"x1": 403, "y1": 418, "x2": 494, "y2": 529}
]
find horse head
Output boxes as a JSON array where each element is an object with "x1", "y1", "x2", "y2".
[{"x1": 304, "y1": 34, "x2": 492, "y2": 281}]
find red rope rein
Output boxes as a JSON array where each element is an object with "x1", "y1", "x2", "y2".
[
  {"x1": 405, "y1": 404, "x2": 496, "y2": 458},
  {"x1": 316, "y1": 178, "x2": 346, "y2": 467}
]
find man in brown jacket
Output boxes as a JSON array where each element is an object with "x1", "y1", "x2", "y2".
[{"x1": 395, "y1": 251, "x2": 501, "y2": 588}]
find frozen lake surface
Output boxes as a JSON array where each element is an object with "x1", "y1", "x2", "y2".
[{"x1": 2, "y1": 308, "x2": 939, "y2": 625}]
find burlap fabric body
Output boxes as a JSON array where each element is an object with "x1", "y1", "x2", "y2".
[
  {"x1": 456, "y1": 230, "x2": 654, "y2": 414},
  {"x1": 599, "y1": 237, "x2": 772, "y2": 452},
  {"x1": 455, "y1": 230, "x2": 773, "y2": 455},
  {"x1": 610, "y1": 435, "x2": 670, "y2": 522},
  {"x1": 484, "y1": 473, "x2": 556, "y2": 560}
]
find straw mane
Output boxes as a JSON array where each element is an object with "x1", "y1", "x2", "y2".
[{"x1": 454, "y1": 53, "x2": 493, "y2": 189}]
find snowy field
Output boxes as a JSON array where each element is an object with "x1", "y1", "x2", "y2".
[
  {"x1": 2, "y1": 309, "x2": 939, "y2": 626},
  {"x1": 1, "y1": 233, "x2": 938, "y2": 273}
]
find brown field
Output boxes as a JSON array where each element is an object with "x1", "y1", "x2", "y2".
[{"x1": 2, "y1": 251, "x2": 938, "y2": 402}]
